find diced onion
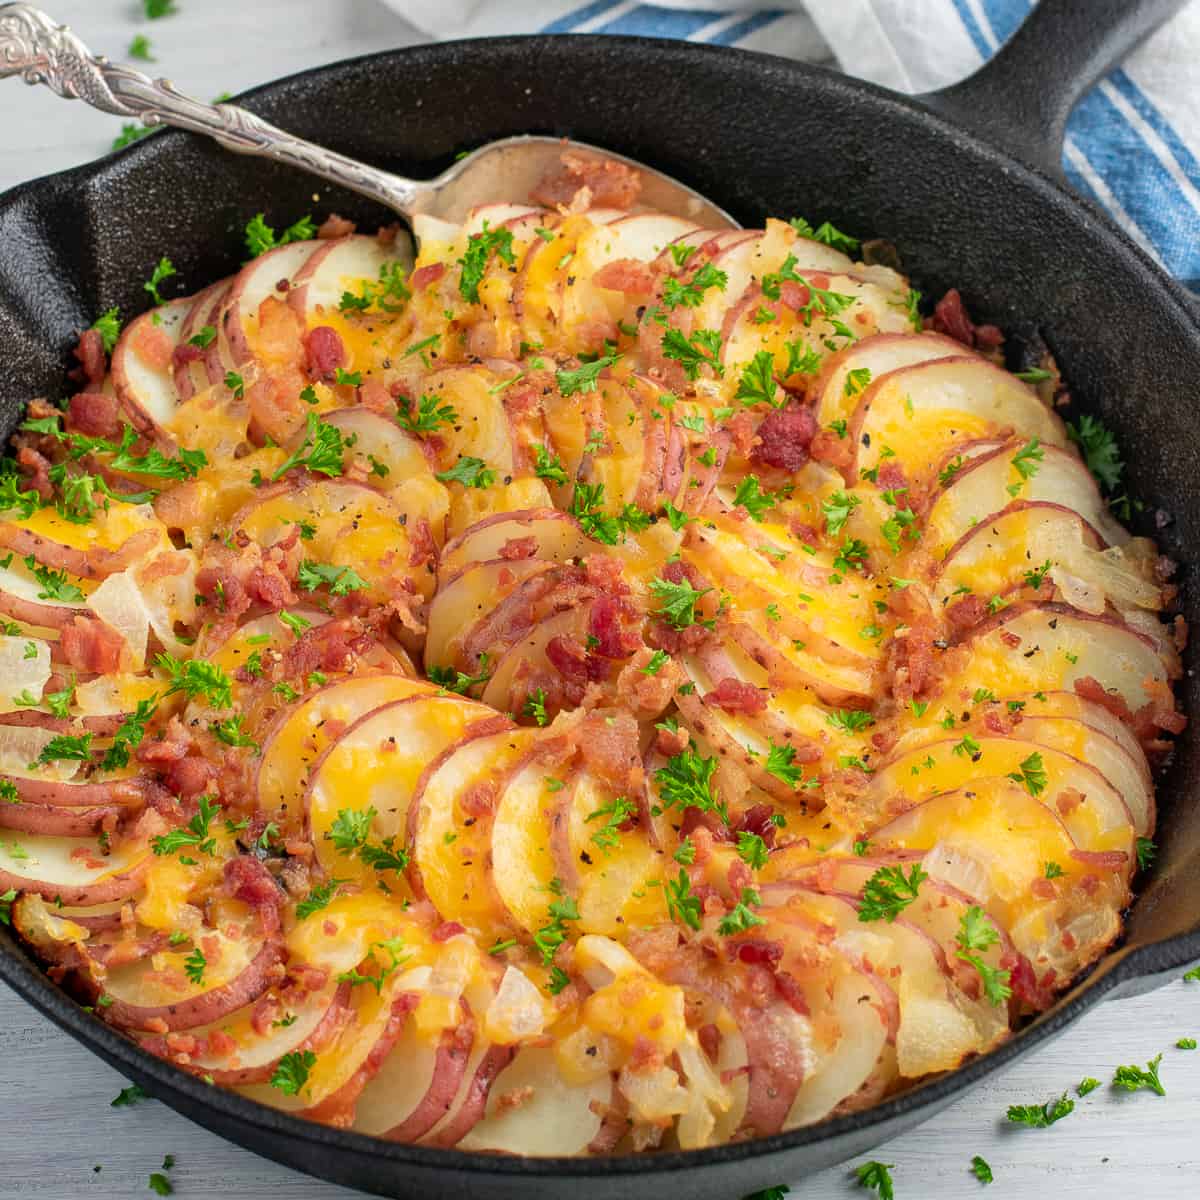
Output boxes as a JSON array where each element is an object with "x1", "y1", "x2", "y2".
[
  {"x1": 484, "y1": 965, "x2": 546, "y2": 1045},
  {"x1": 619, "y1": 1063, "x2": 689, "y2": 1122},
  {"x1": 0, "y1": 634, "x2": 51, "y2": 713},
  {"x1": 921, "y1": 843, "x2": 990, "y2": 901}
]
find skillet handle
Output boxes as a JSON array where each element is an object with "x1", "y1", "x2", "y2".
[{"x1": 917, "y1": 0, "x2": 1190, "y2": 181}]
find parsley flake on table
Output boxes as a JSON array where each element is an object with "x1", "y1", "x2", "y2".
[
  {"x1": 970, "y1": 1155, "x2": 993, "y2": 1184},
  {"x1": 111, "y1": 1084, "x2": 149, "y2": 1108},
  {"x1": 854, "y1": 1160, "x2": 896, "y2": 1199},
  {"x1": 1007, "y1": 1093, "x2": 1075, "y2": 1127},
  {"x1": 1112, "y1": 1053, "x2": 1166, "y2": 1096}
]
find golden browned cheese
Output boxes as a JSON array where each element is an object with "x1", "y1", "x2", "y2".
[{"x1": 0, "y1": 204, "x2": 1178, "y2": 1155}]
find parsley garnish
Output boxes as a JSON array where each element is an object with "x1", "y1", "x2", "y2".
[
  {"x1": 397, "y1": 393, "x2": 457, "y2": 436},
  {"x1": 666, "y1": 868, "x2": 703, "y2": 930},
  {"x1": 827, "y1": 708, "x2": 875, "y2": 733},
  {"x1": 270, "y1": 1050, "x2": 316, "y2": 1095},
  {"x1": 955, "y1": 906, "x2": 1012, "y2": 1005},
  {"x1": 457, "y1": 223, "x2": 516, "y2": 303},
  {"x1": 91, "y1": 308, "x2": 122, "y2": 354},
  {"x1": 1136, "y1": 836, "x2": 1155, "y2": 870},
  {"x1": 970, "y1": 1155, "x2": 993, "y2": 1184},
  {"x1": 143, "y1": 256, "x2": 177, "y2": 305},
  {"x1": 586, "y1": 795, "x2": 637, "y2": 852},
  {"x1": 111, "y1": 1084, "x2": 149, "y2": 1107},
  {"x1": 243, "y1": 212, "x2": 315, "y2": 259},
  {"x1": 654, "y1": 746, "x2": 726, "y2": 823},
  {"x1": 297, "y1": 561, "x2": 368, "y2": 595},
  {"x1": 661, "y1": 328, "x2": 723, "y2": 380},
  {"x1": 732, "y1": 475, "x2": 776, "y2": 522},
  {"x1": 427, "y1": 655, "x2": 491, "y2": 695},
  {"x1": 557, "y1": 354, "x2": 621, "y2": 397},
  {"x1": 435, "y1": 456, "x2": 495, "y2": 489},
  {"x1": 662, "y1": 262, "x2": 727, "y2": 311},
  {"x1": 271, "y1": 411, "x2": 344, "y2": 480},
  {"x1": 1067, "y1": 413, "x2": 1123, "y2": 491},
  {"x1": 295, "y1": 879, "x2": 346, "y2": 920},
  {"x1": 155, "y1": 654, "x2": 232, "y2": 708},
  {"x1": 533, "y1": 878, "x2": 579, "y2": 964},
  {"x1": 736, "y1": 830, "x2": 768, "y2": 870},
  {"x1": 101, "y1": 697, "x2": 158, "y2": 771},
  {"x1": 523, "y1": 688, "x2": 548, "y2": 727},
  {"x1": 570, "y1": 482, "x2": 622, "y2": 545},
  {"x1": 764, "y1": 742, "x2": 805, "y2": 788},
  {"x1": 1007, "y1": 751, "x2": 1047, "y2": 797},
  {"x1": 859, "y1": 863, "x2": 927, "y2": 923},
  {"x1": 152, "y1": 795, "x2": 221, "y2": 857},
  {"x1": 1007, "y1": 1094, "x2": 1075, "y2": 1127},
  {"x1": 183, "y1": 946, "x2": 207, "y2": 985},
  {"x1": 649, "y1": 575, "x2": 711, "y2": 629},
  {"x1": 718, "y1": 887, "x2": 765, "y2": 936},
  {"x1": 23, "y1": 556, "x2": 84, "y2": 603},
  {"x1": 854, "y1": 1160, "x2": 895, "y2": 1200},
  {"x1": 533, "y1": 444, "x2": 568, "y2": 485},
  {"x1": 641, "y1": 650, "x2": 670, "y2": 676},
  {"x1": 1112, "y1": 1054, "x2": 1165, "y2": 1096},
  {"x1": 734, "y1": 350, "x2": 778, "y2": 408}
]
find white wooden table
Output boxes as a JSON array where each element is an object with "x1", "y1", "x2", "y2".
[{"x1": 1, "y1": 3, "x2": 1197, "y2": 1197}]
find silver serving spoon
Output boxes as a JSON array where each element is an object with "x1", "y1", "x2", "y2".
[{"x1": 0, "y1": 3, "x2": 738, "y2": 236}]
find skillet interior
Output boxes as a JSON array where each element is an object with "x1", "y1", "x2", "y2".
[{"x1": 0, "y1": 34, "x2": 1198, "y2": 1200}]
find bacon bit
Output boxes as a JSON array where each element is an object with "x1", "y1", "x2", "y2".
[
  {"x1": 594, "y1": 258, "x2": 657, "y2": 295},
  {"x1": 164, "y1": 755, "x2": 217, "y2": 801},
  {"x1": 67, "y1": 391, "x2": 122, "y2": 438},
  {"x1": 576, "y1": 709, "x2": 643, "y2": 793},
  {"x1": 172, "y1": 342, "x2": 204, "y2": 368},
  {"x1": 224, "y1": 857, "x2": 281, "y2": 934},
  {"x1": 876, "y1": 460, "x2": 908, "y2": 493},
  {"x1": 751, "y1": 404, "x2": 817, "y2": 472},
  {"x1": 654, "y1": 721, "x2": 689, "y2": 757},
  {"x1": 809, "y1": 433, "x2": 855, "y2": 484},
  {"x1": 772, "y1": 969, "x2": 811, "y2": 1015},
  {"x1": 930, "y1": 288, "x2": 1004, "y2": 352},
  {"x1": 408, "y1": 518, "x2": 437, "y2": 570},
  {"x1": 726, "y1": 409, "x2": 757, "y2": 458},
  {"x1": 143, "y1": 1017, "x2": 170, "y2": 1035},
  {"x1": 499, "y1": 536, "x2": 538, "y2": 562},
  {"x1": 1070, "y1": 849, "x2": 1128, "y2": 870},
  {"x1": 317, "y1": 213, "x2": 356, "y2": 240},
  {"x1": 983, "y1": 706, "x2": 1014, "y2": 735},
  {"x1": 206, "y1": 1028, "x2": 237, "y2": 1059},
  {"x1": 410, "y1": 262, "x2": 447, "y2": 292},
  {"x1": 1056, "y1": 788, "x2": 1085, "y2": 816},
  {"x1": 1030, "y1": 877, "x2": 1056, "y2": 900},
  {"x1": 531, "y1": 152, "x2": 642, "y2": 210},
  {"x1": 71, "y1": 327, "x2": 107, "y2": 386},
  {"x1": 627, "y1": 1034, "x2": 664, "y2": 1074},
  {"x1": 60, "y1": 616, "x2": 124, "y2": 674},
  {"x1": 588, "y1": 594, "x2": 641, "y2": 659},
  {"x1": 250, "y1": 993, "x2": 281, "y2": 1035},
  {"x1": 246, "y1": 367, "x2": 309, "y2": 447},
  {"x1": 304, "y1": 325, "x2": 348, "y2": 381},
  {"x1": 16, "y1": 446, "x2": 54, "y2": 500},
  {"x1": 704, "y1": 677, "x2": 767, "y2": 715},
  {"x1": 359, "y1": 377, "x2": 393, "y2": 415},
  {"x1": 945, "y1": 593, "x2": 987, "y2": 634},
  {"x1": 547, "y1": 635, "x2": 589, "y2": 684},
  {"x1": 432, "y1": 921, "x2": 467, "y2": 943}
]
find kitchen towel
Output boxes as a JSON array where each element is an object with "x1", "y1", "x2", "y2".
[{"x1": 381, "y1": 0, "x2": 1200, "y2": 290}]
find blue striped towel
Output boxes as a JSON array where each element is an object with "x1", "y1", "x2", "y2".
[{"x1": 384, "y1": 0, "x2": 1200, "y2": 290}]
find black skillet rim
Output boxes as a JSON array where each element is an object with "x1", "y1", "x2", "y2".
[{"x1": 0, "y1": 30, "x2": 1198, "y2": 1181}]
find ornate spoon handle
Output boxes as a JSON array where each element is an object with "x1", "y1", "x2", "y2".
[{"x1": 0, "y1": 3, "x2": 422, "y2": 216}]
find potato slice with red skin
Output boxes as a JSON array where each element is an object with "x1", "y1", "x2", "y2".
[
  {"x1": 481, "y1": 605, "x2": 584, "y2": 715},
  {"x1": 932, "y1": 502, "x2": 1104, "y2": 605},
  {"x1": 437, "y1": 510, "x2": 591, "y2": 588},
  {"x1": 958, "y1": 602, "x2": 1173, "y2": 713},
  {"x1": 175, "y1": 281, "x2": 230, "y2": 400},
  {"x1": 111, "y1": 296, "x2": 193, "y2": 428},
  {"x1": 456, "y1": 1044, "x2": 614, "y2": 1155},
  {"x1": 0, "y1": 799, "x2": 121, "y2": 838},
  {"x1": 814, "y1": 331, "x2": 967, "y2": 433},
  {"x1": 255, "y1": 673, "x2": 433, "y2": 821},
  {"x1": 306, "y1": 693, "x2": 494, "y2": 882},
  {"x1": 865, "y1": 736, "x2": 1135, "y2": 853},
  {"x1": 424, "y1": 557, "x2": 554, "y2": 672},
  {"x1": 321, "y1": 408, "x2": 436, "y2": 488},
  {"x1": 286, "y1": 233, "x2": 413, "y2": 326},
  {"x1": 0, "y1": 830, "x2": 148, "y2": 906},
  {"x1": 219, "y1": 241, "x2": 320, "y2": 367},
  {"x1": 407, "y1": 725, "x2": 533, "y2": 939},
  {"x1": 848, "y1": 357, "x2": 1065, "y2": 486},
  {"x1": 925, "y1": 439, "x2": 1127, "y2": 557}
]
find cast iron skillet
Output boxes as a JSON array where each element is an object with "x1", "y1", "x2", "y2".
[{"x1": 0, "y1": 1, "x2": 1198, "y2": 1196}]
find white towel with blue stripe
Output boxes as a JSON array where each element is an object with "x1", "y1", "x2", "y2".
[{"x1": 382, "y1": 0, "x2": 1200, "y2": 290}]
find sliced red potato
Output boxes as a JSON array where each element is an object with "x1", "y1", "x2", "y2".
[
  {"x1": 256, "y1": 674, "x2": 433, "y2": 819},
  {"x1": 408, "y1": 725, "x2": 532, "y2": 938},
  {"x1": 958, "y1": 603, "x2": 1173, "y2": 713},
  {"x1": 456, "y1": 1044, "x2": 613, "y2": 1155},
  {"x1": 850, "y1": 358, "x2": 1065, "y2": 485},
  {"x1": 0, "y1": 554, "x2": 91, "y2": 629},
  {"x1": 481, "y1": 606, "x2": 584, "y2": 715},
  {"x1": 175, "y1": 281, "x2": 230, "y2": 400},
  {"x1": 558, "y1": 771, "x2": 668, "y2": 934},
  {"x1": 110, "y1": 297, "x2": 192, "y2": 427},
  {"x1": 0, "y1": 830, "x2": 148, "y2": 905},
  {"x1": 864, "y1": 737, "x2": 1134, "y2": 853},
  {"x1": 221, "y1": 241, "x2": 321, "y2": 367},
  {"x1": 306, "y1": 693, "x2": 494, "y2": 880},
  {"x1": 925, "y1": 440, "x2": 1128, "y2": 557},
  {"x1": 322, "y1": 408, "x2": 438, "y2": 487},
  {"x1": 425, "y1": 558, "x2": 553, "y2": 672},
  {"x1": 286, "y1": 233, "x2": 414, "y2": 324},
  {"x1": 437, "y1": 510, "x2": 591, "y2": 588},
  {"x1": 233, "y1": 478, "x2": 434, "y2": 602},
  {"x1": 814, "y1": 331, "x2": 966, "y2": 432}
]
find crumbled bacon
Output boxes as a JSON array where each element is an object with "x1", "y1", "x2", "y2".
[
  {"x1": 224, "y1": 856, "x2": 282, "y2": 934},
  {"x1": 946, "y1": 593, "x2": 987, "y2": 634},
  {"x1": 304, "y1": 325, "x2": 348, "y2": 381},
  {"x1": 751, "y1": 404, "x2": 817, "y2": 472},
  {"x1": 704, "y1": 677, "x2": 767, "y2": 715},
  {"x1": 59, "y1": 616, "x2": 124, "y2": 673},
  {"x1": 70, "y1": 328, "x2": 106, "y2": 386},
  {"x1": 530, "y1": 152, "x2": 642, "y2": 210},
  {"x1": 930, "y1": 288, "x2": 1004, "y2": 351},
  {"x1": 410, "y1": 262, "x2": 446, "y2": 292},
  {"x1": 67, "y1": 391, "x2": 121, "y2": 438},
  {"x1": 499, "y1": 536, "x2": 538, "y2": 562},
  {"x1": 317, "y1": 213, "x2": 356, "y2": 239}
]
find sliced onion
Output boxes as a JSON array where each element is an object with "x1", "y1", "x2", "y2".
[
  {"x1": 619, "y1": 1063, "x2": 689, "y2": 1123},
  {"x1": 87, "y1": 573, "x2": 149, "y2": 669},
  {"x1": 0, "y1": 635, "x2": 51, "y2": 713},
  {"x1": 484, "y1": 965, "x2": 547, "y2": 1044},
  {"x1": 0, "y1": 724, "x2": 81, "y2": 781},
  {"x1": 921, "y1": 843, "x2": 990, "y2": 901},
  {"x1": 413, "y1": 934, "x2": 474, "y2": 1035},
  {"x1": 88, "y1": 553, "x2": 199, "y2": 669},
  {"x1": 675, "y1": 1033, "x2": 734, "y2": 1150},
  {"x1": 1032, "y1": 520, "x2": 1161, "y2": 611}
]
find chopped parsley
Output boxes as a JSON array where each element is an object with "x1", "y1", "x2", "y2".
[
  {"x1": 666, "y1": 868, "x2": 703, "y2": 930},
  {"x1": 271, "y1": 411, "x2": 344, "y2": 480},
  {"x1": 718, "y1": 887, "x2": 765, "y2": 936},
  {"x1": 270, "y1": 1050, "x2": 316, "y2": 1095},
  {"x1": 533, "y1": 878, "x2": 579, "y2": 964},
  {"x1": 295, "y1": 879, "x2": 346, "y2": 920},
  {"x1": 662, "y1": 262, "x2": 727, "y2": 311},
  {"x1": 23, "y1": 556, "x2": 84, "y2": 603},
  {"x1": 534, "y1": 444, "x2": 569, "y2": 485},
  {"x1": 734, "y1": 351, "x2": 778, "y2": 408},
  {"x1": 854, "y1": 1161, "x2": 895, "y2": 1199},
  {"x1": 143, "y1": 256, "x2": 177, "y2": 306},
  {"x1": 641, "y1": 650, "x2": 670, "y2": 676},
  {"x1": 91, "y1": 308, "x2": 122, "y2": 353},
  {"x1": 427, "y1": 655, "x2": 492, "y2": 695},
  {"x1": 523, "y1": 688, "x2": 548, "y2": 727},
  {"x1": 661, "y1": 328, "x2": 723, "y2": 380},
  {"x1": 970, "y1": 1155, "x2": 993, "y2": 1185},
  {"x1": 152, "y1": 795, "x2": 221, "y2": 857},
  {"x1": 858, "y1": 863, "x2": 927, "y2": 923},
  {"x1": 457, "y1": 223, "x2": 516, "y2": 304},
  {"x1": 1007, "y1": 751, "x2": 1047, "y2": 798},
  {"x1": 654, "y1": 746, "x2": 726, "y2": 823},
  {"x1": 183, "y1": 946, "x2": 207, "y2": 985},
  {"x1": 1007, "y1": 1093, "x2": 1075, "y2": 1127},
  {"x1": 155, "y1": 654, "x2": 232, "y2": 708},
  {"x1": 736, "y1": 830, "x2": 769, "y2": 870},
  {"x1": 297, "y1": 560, "x2": 368, "y2": 595},
  {"x1": 435, "y1": 456, "x2": 495, "y2": 489},
  {"x1": 732, "y1": 475, "x2": 777, "y2": 522},
  {"x1": 648, "y1": 575, "x2": 711, "y2": 629},
  {"x1": 397, "y1": 393, "x2": 458, "y2": 436},
  {"x1": 244, "y1": 212, "x2": 315, "y2": 259},
  {"x1": 1112, "y1": 1054, "x2": 1165, "y2": 1096},
  {"x1": 955, "y1": 906, "x2": 1011, "y2": 1005},
  {"x1": 826, "y1": 708, "x2": 875, "y2": 733},
  {"x1": 586, "y1": 795, "x2": 637, "y2": 852},
  {"x1": 1067, "y1": 413, "x2": 1123, "y2": 491}
]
